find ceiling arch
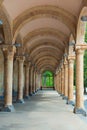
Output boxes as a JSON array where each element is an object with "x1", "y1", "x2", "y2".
[
  {"x1": 32, "y1": 53, "x2": 60, "y2": 64},
  {"x1": 12, "y1": 5, "x2": 76, "y2": 40},
  {"x1": 0, "y1": 6, "x2": 12, "y2": 44},
  {"x1": 35, "y1": 57, "x2": 58, "y2": 66},
  {"x1": 23, "y1": 28, "x2": 67, "y2": 48},
  {"x1": 29, "y1": 46, "x2": 63, "y2": 59},
  {"x1": 38, "y1": 63, "x2": 56, "y2": 72},
  {"x1": 24, "y1": 35, "x2": 65, "y2": 51},
  {"x1": 27, "y1": 41, "x2": 64, "y2": 55}
]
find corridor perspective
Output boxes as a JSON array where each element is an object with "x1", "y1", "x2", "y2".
[{"x1": 1, "y1": 0, "x2": 87, "y2": 129}]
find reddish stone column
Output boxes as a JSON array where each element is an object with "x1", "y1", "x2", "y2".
[
  {"x1": 32, "y1": 67, "x2": 35, "y2": 94},
  {"x1": 2, "y1": 45, "x2": 16, "y2": 112},
  {"x1": 57, "y1": 71, "x2": 59, "y2": 93},
  {"x1": 63, "y1": 61, "x2": 68, "y2": 99},
  {"x1": 35, "y1": 71, "x2": 38, "y2": 91},
  {"x1": 17, "y1": 56, "x2": 25, "y2": 103},
  {"x1": 59, "y1": 69, "x2": 62, "y2": 94},
  {"x1": 33, "y1": 70, "x2": 36, "y2": 93},
  {"x1": 61, "y1": 66, "x2": 64, "y2": 96},
  {"x1": 74, "y1": 49, "x2": 86, "y2": 116},
  {"x1": 67, "y1": 58, "x2": 74, "y2": 105},
  {"x1": 24, "y1": 62, "x2": 30, "y2": 99},
  {"x1": 29, "y1": 66, "x2": 33, "y2": 96}
]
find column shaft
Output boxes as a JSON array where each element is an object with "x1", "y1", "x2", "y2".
[
  {"x1": 17, "y1": 57, "x2": 25, "y2": 103},
  {"x1": 24, "y1": 64, "x2": 29, "y2": 99},
  {"x1": 67, "y1": 59, "x2": 74, "y2": 104},
  {"x1": 2, "y1": 46, "x2": 16, "y2": 112},
  {"x1": 74, "y1": 49, "x2": 86, "y2": 115},
  {"x1": 64, "y1": 63, "x2": 68, "y2": 99}
]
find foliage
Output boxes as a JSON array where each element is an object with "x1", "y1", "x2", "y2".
[
  {"x1": 85, "y1": 22, "x2": 87, "y2": 43},
  {"x1": 42, "y1": 71, "x2": 54, "y2": 87},
  {"x1": 84, "y1": 50, "x2": 87, "y2": 87}
]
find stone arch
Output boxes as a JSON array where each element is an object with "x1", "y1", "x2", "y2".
[
  {"x1": 32, "y1": 53, "x2": 60, "y2": 64},
  {"x1": 35, "y1": 56, "x2": 58, "y2": 66},
  {"x1": 39, "y1": 64, "x2": 55, "y2": 72},
  {"x1": 0, "y1": 5, "x2": 12, "y2": 44},
  {"x1": 76, "y1": 7, "x2": 87, "y2": 44},
  {"x1": 29, "y1": 47, "x2": 63, "y2": 61},
  {"x1": 68, "y1": 34, "x2": 75, "y2": 55},
  {"x1": 23, "y1": 28, "x2": 66, "y2": 49},
  {"x1": 16, "y1": 34, "x2": 23, "y2": 44},
  {"x1": 29, "y1": 43, "x2": 64, "y2": 56},
  {"x1": 13, "y1": 5, "x2": 76, "y2": 41}
]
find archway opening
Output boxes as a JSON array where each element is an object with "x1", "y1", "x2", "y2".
[
  {"x1": 0, "y1": 20, "x2": 4, "y2": 44},
  {"x1": 42, "y1": 70, "x2": 54, "y2": 89}
]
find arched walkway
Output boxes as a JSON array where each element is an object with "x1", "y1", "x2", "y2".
[{"x1": 1, "y1": 1, "x2": 87, "y2": 129}]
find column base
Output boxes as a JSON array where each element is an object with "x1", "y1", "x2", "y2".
[
  {"x1": 16, "y1": 99, "x2": 25, "y2": 104},
  {"x1": 73, "y1": 107, "x2": 87, "y2": 116},
  {"x1": 60, "y1": 94, "x2": 64, "y2": 97},
  {"x1": 24, "y1": 95, "x2": 30, "y2": 100},
  {"x1": 63, "y1": 96, "x2": 68, "y2": 100},
  {"x1": 1, "y1": 105, "x2": 15, "y2": 112},
  {"x1": 66, "y1": 100, "x2": 74, "y2": 106},
  {"x1": 29, "y1": 93, "x2": 32, "y2": 96},
  {"x1": 33, "y1": 91, "x2": 35, "y2": 94},
  {"x1": 35, "y1": 90, "x2": 37, "y2": 93}
]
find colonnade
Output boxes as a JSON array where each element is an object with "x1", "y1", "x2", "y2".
[
  {"x1": 1, "y1": 45, "x2": 41, "y2": 112},
  {"x1": 55, "y1": 44, "x2": 87, "y2": 116}
]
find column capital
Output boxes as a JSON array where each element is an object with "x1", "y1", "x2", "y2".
[
  {"x1": 68, "y1": 56, "x2": 75, "y2": 61},
  {"x1": 76, "y1": 49, "x2": 84, "y2": 55},
  {"x1": 1, "y1": 45, "x2": 16, "y2": 60},
  {"x1": 16, "y1": 56, "x2": 25, "y2": 62},
  {"x1": 24, "y1": 61, "x2": 31, "y2": 67},
  {"x1": 75, "y1": 44, "x2": 87, "y2": 51}
]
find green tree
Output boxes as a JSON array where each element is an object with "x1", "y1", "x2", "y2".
[{"x1": 42, "y1": 71, "x2": 54, "y2": 87}]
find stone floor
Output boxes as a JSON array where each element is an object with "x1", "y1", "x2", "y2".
[{"x1": 0, "y1": 90, "x2": 87, "y2": 130}]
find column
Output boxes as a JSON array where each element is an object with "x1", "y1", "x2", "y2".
[
  {"x1": 63, "y1": 61, "x2": 68, "y2": 100},
  {"x1": 29, "y1": 65, "x2": 33, "y2": 96},
  {"x1": 33, "y1": 70, "x2": 36, "y2": 93},
  {"x1": 74, "y1": 49, "x2": 86, "y2": 116},
  {"x1": 57, "y1": 71, "x2": 59, "y2": 93},
  {"x1": 17, "y1": 56, "x2": 25, "y2": 103},
  {"x1": 67, "y1": 57, "x2": 74, "y2": 105},
  {"x1": 59, "y1": 69, "x2": 62, "y2": 94},
  {"x1": 54, "y1": 74, "x2": 57, "y2": 90},
  {"x1": 61, "y1": 66, "x2": 64, "y2": 96},
  {"x1": 2, "y1": 45, "x2": 16, "y2": 112},
  {"x1": 24, "y1": 62, "x2": 30, "y2": 99}
]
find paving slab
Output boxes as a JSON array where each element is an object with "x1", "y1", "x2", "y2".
[{"x1": 0, "y1": 90, "x2": 87, "y2": 130}]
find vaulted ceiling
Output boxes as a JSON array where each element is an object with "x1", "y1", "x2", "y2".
[{"x1": 1, "y1": 0, "x2": 86, "y2": 73}]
